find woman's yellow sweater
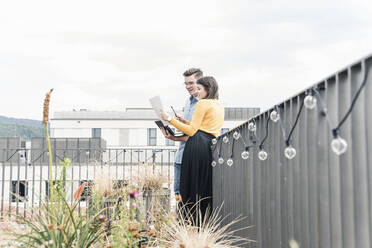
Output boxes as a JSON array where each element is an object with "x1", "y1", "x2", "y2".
[{"x1": 169, "y1": 99, "x2": 224, "y2": 137}]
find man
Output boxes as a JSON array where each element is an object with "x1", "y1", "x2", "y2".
[{"x1": 161, "y1": 68, "x2": 203, "y2": 202}]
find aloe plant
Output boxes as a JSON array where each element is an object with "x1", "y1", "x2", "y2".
[{"x1": 11, "y1": 159, "x2": 107, "y2": 248}]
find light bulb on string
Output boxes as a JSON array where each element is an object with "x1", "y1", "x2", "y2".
[
  {"x1": 212, "y1": 138, "x2": 217, "y2": 145},
  {"x1": 304, "y1": 90, "x2": 317, "y2": 110},
  {"x1": 226, "y1": 158, "x2": 234, "y2": 167},
  {"x1": 258, "y1": 150, "x2": 268, "y2": 161},
  {"x1": 86, "y1": 150, "x2": 90, "y2": 156},
  {"x1": 282, "y1": 98, "x2": 305, "y2": 160},
  {"x1": 270, "y1": 110, "x2": 280, "y2": 122},
  {"x1": 328, "y1": 68, "x2": 369, "y2": 156},
  {"x1": 331, "y1": 129, "x2": 348, "y2": 155},
  {"x1": 218, "y1": 157, "x2": 224, "y2": 164},
  {"x1": 258, "y1": 145, "x2": 268, "y2": 161},
  {"x1": 223, "y1": 136, "x2": 229, "y2": 143},
  {"x1": 211, "y1": 161, "x2": 217, "y2": 167},
  {"x1": 331, "y1": 136, "x2": 348, "y2": 155},
  {"x1": 233, "y1": 131, "x2": 240, "y2": 140},
  {"x1": 248, "y1": 122, "x2": 256, "y2": 132},
  {"x1": 241, "y1": 148, "x2": 249, "y2": 160},
  {"x1": 284, "y1": 145, "x2": 296, "y2": 160}
]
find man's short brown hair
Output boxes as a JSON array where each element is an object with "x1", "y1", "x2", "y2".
[{"x1": 183, "y1": 68, "x2": 203, "y2": 79}]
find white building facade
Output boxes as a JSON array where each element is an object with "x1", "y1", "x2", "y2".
[{"x1": 50, "y1": 107, "x2": 260, "y2": 148}]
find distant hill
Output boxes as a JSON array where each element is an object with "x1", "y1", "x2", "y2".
[
  {"x1": 0, "y1": 116, "x2": 43, "y2": 127},
  {"x1": 0, "y1": 116, "x2": 44, "y2": 140}
]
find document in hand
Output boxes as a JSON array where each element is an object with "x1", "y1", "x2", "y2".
[
  {"x1": 149, "y1": 95, "x2": 169, "y2": 126},
  {"x1": 149, "y1": 96, "x2": 185, "y2": 137}
]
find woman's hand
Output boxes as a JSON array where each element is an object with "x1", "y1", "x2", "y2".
[
  {"x1": 176, "y1": 116, "x2": 187, "y2": 123},
  {"x1": 160, "y1": 127, "x2": 175, "y2": 140},
  {"x1": 161, "y1": 110, "x2": 170, "y2": 121}
]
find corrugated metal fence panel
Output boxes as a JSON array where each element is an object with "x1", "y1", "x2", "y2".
[
  {"x1": 30, "y1": 138, "x2": 105, "y2": 163},
  {"x1": 225, "y1": 107, "x2": 260, "y2": 120},
  {"x1": 212, "y1": 55, "x2": 372, "y2": 248},
  {"x1": 0, "y1": 138, "x2": 21, "y2": 163}
]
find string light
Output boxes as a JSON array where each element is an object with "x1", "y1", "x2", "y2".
[
  {"x1": 330, "y1": 66, "x2": 368, "y2": 155},
  {"x1": 227, "y1": 138, "x2": 235, "y2": 167},
  {"x1": 256, "y1": 116, "x2": 271, "y2": 161},
  {"x1": 233, "y1": 131, "x2": 240, "y2": 140},
  {"x1": 215, "y1": 64, "x2": 369, "y2": 163},
  {"x1": 241, "y1": 148, "x2": 249, "y2": 160},
  {"x1": 259, "y1": 117, "x2": 270, "y2": 147},
  {"x1": 236, "y1": 125, "x2": 256, "y2": 160},
  {"x1": 331, "y1": 136, "x2": 348, "y2": 155},
  {"x1": 281, "y1": 99, "x2": 304, "y2": 160},
  {"x1": 211, "y1": 138, "x2": 222, "y2": 167},
  {"x1": 313, "y1": 88, "x2": 346, "y2": 156},
  {"x1": 217, "y1": 139, "x2": 224, "y2": 164},
  {"x1": 270, "y1": 110, "x2": 280, "y2": 122},
  {"x1": 258, "y1": 148, "x2": 268, "y2": 161},
  {"x1": 304, "y1": 88, "x2": 317, "y2": 110},
  {"x1": 248, "y1": 121, "x2": 256, "y2": 132},
  {"x1": 270, "y1": 106, "x2": 280, "y2": 122},
  {"x1": 330, "y1": 129, "x2": 348, "y2": 155},
  {"x1": 284, "y1": 143, "x2": 297, "y2": 160},
  {"x1": 218, "y1": 157, "x2": 224, "y2": 164},
  {"x1": 212, "y1": 138, "x2": 217, "y2": 145}
]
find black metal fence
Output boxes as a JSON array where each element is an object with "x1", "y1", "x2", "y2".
[
  {"x1": 213, "y1": 54, "x2": 372, "y2": 248},
  {"x1": 0, "y1": 147, "x2": 176, "y2": 218}
]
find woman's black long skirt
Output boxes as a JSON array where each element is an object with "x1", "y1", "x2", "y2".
[{"x1": 180, "y1": 130, "x2": 214, "y2": 220}]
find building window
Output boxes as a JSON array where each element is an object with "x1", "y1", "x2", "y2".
[
  {"x1": 220, "y1": 128, "x2": 229, "y2": 135},
  {"x1": 165, "y1": 128, "x2": 175, "y2": 146},
  {"x1": 148, "y1": 128, "x2": 157, "y2": 146},
  {"x1": 11, "y1": 181, "x2": 28, "y2": 202},
  {"x1": 92, "y1": 128, "x2": 101, "y2": 138}
]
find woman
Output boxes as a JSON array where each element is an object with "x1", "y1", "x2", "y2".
[{"x1": 161, "y1": 76, "x2": 224, "y2": 219}]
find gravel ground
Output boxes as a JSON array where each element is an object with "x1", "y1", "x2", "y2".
[{"x1": 0, "y1": 218, "x2": 28, "y2": 248}]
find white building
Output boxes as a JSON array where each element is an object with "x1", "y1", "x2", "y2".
[{"x1": 50, "y1": 107, "x2": 260, "y2": 148}]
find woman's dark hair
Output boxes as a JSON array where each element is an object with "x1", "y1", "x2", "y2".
[{"x1": 196, "y1": 76, "x2": 219, "y2": 100}]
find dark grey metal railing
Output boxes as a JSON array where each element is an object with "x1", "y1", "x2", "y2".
[
  {"x1": 213, "y1": 54, "x2": 372, "y2": 248},
  {"x1": 0, "y1": 147, "x2": 176, "y2": 218}
]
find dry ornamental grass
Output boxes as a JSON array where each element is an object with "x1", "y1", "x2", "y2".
[
  {"x1": 154, "y1": 202, "x2": 254, "y2": 248},
  {"x1": 132, "y1": 163, "x2": 169, "y2": 191}
]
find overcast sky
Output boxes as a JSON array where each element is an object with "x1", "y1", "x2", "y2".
[{"x1": 1, "y1": 0, "x2": 372, "y2": 120}]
